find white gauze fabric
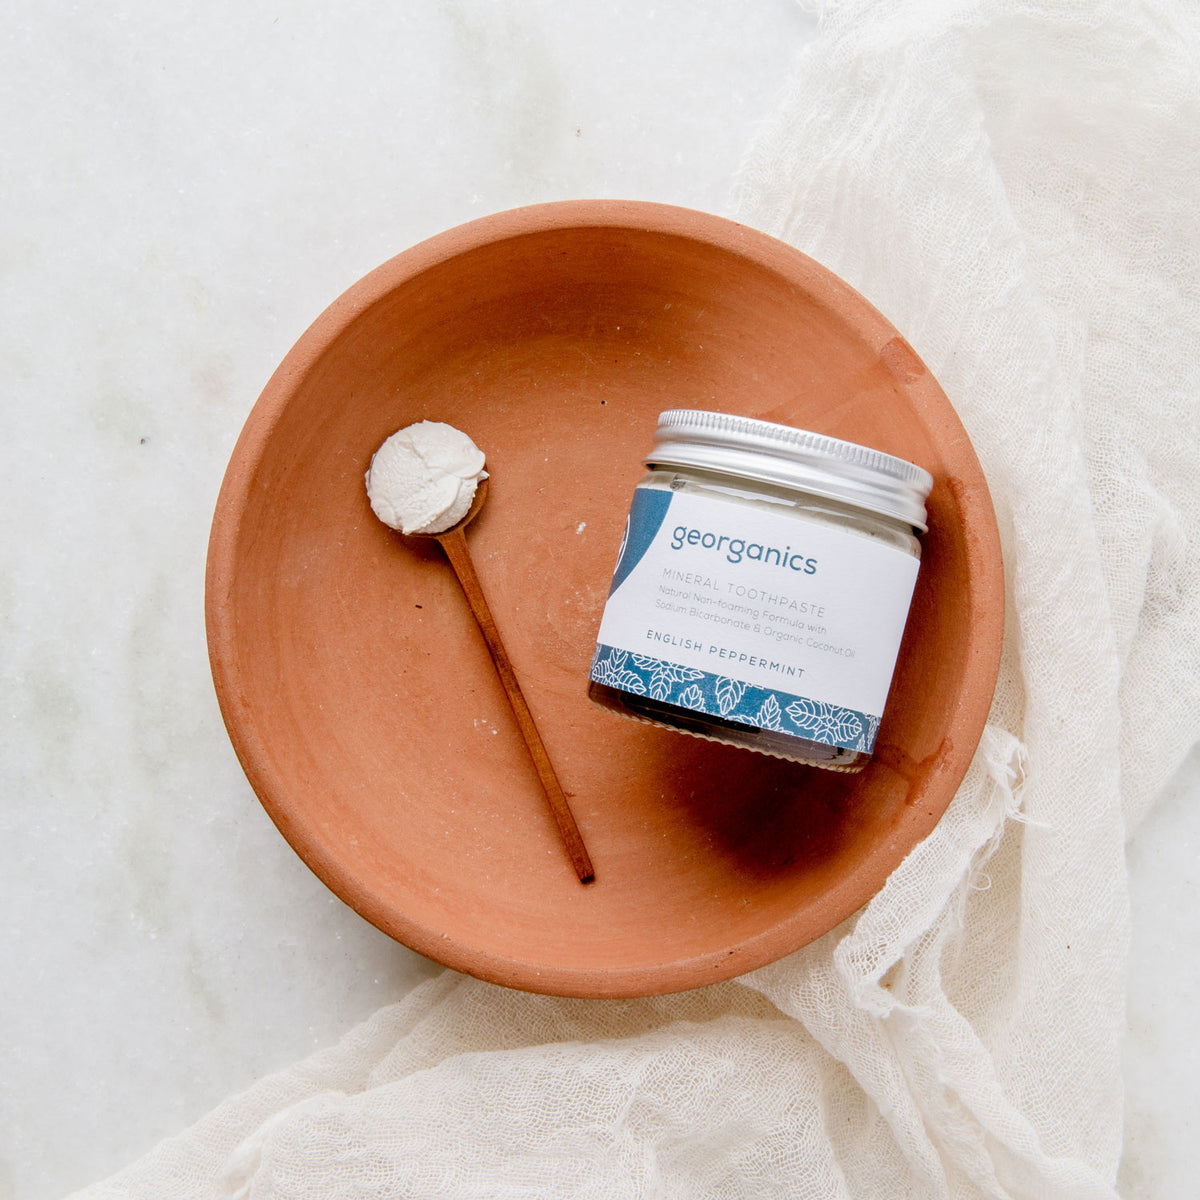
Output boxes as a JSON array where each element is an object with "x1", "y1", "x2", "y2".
[{"x1": 72, "y1": 1, "x2": 1200, "y2": 1197}]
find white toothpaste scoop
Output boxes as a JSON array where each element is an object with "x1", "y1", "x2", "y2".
[{"x1": 365, "y1": 420, "x2": 488, "y2": 535}]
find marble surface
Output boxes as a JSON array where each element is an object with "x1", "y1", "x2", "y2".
[{"x1": 1, "y1": 3, "x2": 1196, "y2": 1197}]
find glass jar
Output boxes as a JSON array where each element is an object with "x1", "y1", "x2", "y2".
[{"x1": 588, "y1": 410, "x2": 932, "y2": 771}]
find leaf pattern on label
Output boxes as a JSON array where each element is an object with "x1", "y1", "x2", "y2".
[
  {"x1": 591, "y1": 647, "x2": 647, "y2": 694},
  {"x1": 610, "y1": 668, "x2": 647, "y2": 694},
  {"x1": 714, "y1": 676, "x2": 747, "y2": 717},
  {"x1": 756, "y1": 692, "x2": 784, "y2": 731},
  {"x1": 859, "y1": 714, "x2": 881, "y2": 751},
  {"x1": 785, "y1": 698, "x2": 862, "y2": 745},
  {"x1": 631, "y1": 656, "x2": 705, "y2": 702},
  {"x1": 590, "y1": 645, "x2": 877, "y2": 750}
]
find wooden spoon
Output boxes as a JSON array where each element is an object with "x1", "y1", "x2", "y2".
[{"x1": 409, "y1": 477, "x2": 595, "y2": 884}]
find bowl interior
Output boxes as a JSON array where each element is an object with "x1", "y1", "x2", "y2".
[{"x1": 207, "y1": 202, "x2": 1002, "y2": 997}]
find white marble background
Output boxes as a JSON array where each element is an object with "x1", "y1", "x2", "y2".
[{"x1": 1, "y1": 3, "x2": 1196, "y2": 1197}]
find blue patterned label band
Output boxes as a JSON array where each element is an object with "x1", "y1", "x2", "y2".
[{"x1": 590, "y1": 644, "x2": 882, "y2": 753}]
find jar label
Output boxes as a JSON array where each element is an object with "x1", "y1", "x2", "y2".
[{"x1": 590, "y1": 486, "x2": 920, "y2": 752}]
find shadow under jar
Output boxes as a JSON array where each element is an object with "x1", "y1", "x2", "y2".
[{"x1": 588, "y1": 409, "x2": 933, "y2": 772}]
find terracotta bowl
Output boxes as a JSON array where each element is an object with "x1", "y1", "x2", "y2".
[{"x1": 206, "y1": 200, "x2": 1003, "y2": 997}]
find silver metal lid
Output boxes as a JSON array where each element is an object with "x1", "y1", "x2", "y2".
[{"x1": 647, "y1": 410, "x2": 933, "y2": 531}]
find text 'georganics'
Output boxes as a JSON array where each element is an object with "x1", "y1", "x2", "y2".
[{"x1": 669, "y1": 525, "x2": 817, "y2": 574}]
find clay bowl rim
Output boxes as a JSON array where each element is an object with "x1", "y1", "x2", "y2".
[{"x1": 205, "y1": 199, "x2": 1005, "y2": 997}]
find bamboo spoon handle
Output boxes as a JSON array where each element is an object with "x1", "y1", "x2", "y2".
[{"x1": 437, "y1": 525, "x2": 595, "y2": 884}]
